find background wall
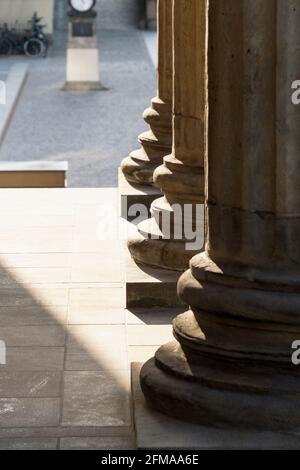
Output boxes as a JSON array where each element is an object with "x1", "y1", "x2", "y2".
[
  {"x1": 54, "y1": 0, "x2": 144, "y2": 31},
  {"x1": 0, "y1": 0, "x2": 54, "y2": 34},
  {"x1": 0, "y1": 1, "x2": 148, "y2": 35},
  {"x1": 95, "y1": 0, "x2": 144, "y2": 29}
]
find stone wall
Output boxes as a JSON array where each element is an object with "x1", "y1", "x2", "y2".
[
  {"x1": 54, "y1": 0, "x2": 145, "y2": 31},
  {"x1": 95, "y1": 0, "x2": 144, "y2": 29},
  {"x1": 0, "y1": 0, "x2": 54, "y2": 34}
]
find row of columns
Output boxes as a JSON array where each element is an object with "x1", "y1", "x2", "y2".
[
  {"x1": 121, "y1": 0, "x2": 173, "y2": 186},
  {"x1": 123, "y1": 0, "x2": 205, "y2": 271},
  {"x1": 122, "y1": 0, "x2": 300, "y2": 436}
]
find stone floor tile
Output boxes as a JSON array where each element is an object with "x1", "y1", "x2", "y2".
[
  {"x1": 0, "y1": 227, "x2": 73, "y2": 254},
  {"x1": 0, "y1": 286, "x2": 68, "y2": 307},
  {"x1": 69, "y1": 287, "x2": 125, "y2": 312},
  {"x1": 126, "y1": 325, "x2": 173, "y2": 346},
  {"x1": 0, "y1": 398, "x2": 60, "y2": 427},
  {"x1": 0, "y1": 325, "x2": 66, "y2": 347},
  {"x1": 0, "y1": 438, "x2": 58, "y2": 450},
  {"x1": 128, "y1": 346, "x2": 159, "y2": 364},
  {"x1": 0, "y1": 253, "x2": 71, "y2": 269},
  {"x1": 0, "y1": 214, "x2": 74, "y2": 228},
  {"x1": 71, "y1": 253, "x2": 122, "y2": 283},
  {"x1": 4, "y1": 347, "x2": 64, "y2": 371},
  {"x1": 0, "y1": 306, "x2": 68, "y2": 327},
  {"x1": 60, "y1": 436, "x2": 135, "y2": 450},
  {"x1": 62, "y1": 371, "x2": 130, "y2": 427},
  {"x1": 0, "y1": 267, "x2": 71, "y2": 285},
  {"x1": 0, "y1": 372, "x2": 62, "y2": 398},
  {"x1": 68, "y1": 308, "x2": 125, "y2": 325},
  {"x1": 66, "y1": 325, "x2": 127, "y2": 370}
]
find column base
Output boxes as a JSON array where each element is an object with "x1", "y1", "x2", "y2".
[
  {"x1": 141, "y1": 340, "x2": 300, "y2": 432},
  {"x1": 121, "y1": 98, "x2": 172, "y2": 186},
  {"x1": 62, "y1": 81, "x2": 104, "y2": 92},
  {"x1": 128, "y1": 218, "x2": 199, "y2": 271},
  {"x1": 133, "y1": 363, "x2": 300, "y2": 449},
  {"x1": 140, "y1": 252, "x2": 300, "y2": 433},
  {"x1": 121, "y1": 132, "x2": 170, "y2": 186},
  {"x1": 127, "y1": 196, "x2": 203, "y2": 271},
  {"x1": 121, "y1": 152, "x2": 160, "y2": 186}
]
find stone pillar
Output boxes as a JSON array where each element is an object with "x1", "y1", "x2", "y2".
[
  {"x1": 121, "y1": 0, "x2": 173, "y2": 185},
  {"x1": 140, "y1": 0, "x2": 300, "y2": 436},
  {"x1": 128, "y1": 0, "x2": 205, "y2": 271}
]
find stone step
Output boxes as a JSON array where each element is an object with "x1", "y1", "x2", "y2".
[
  {"x1": 119, "y1": 168, "x2": 161, "y2": 221},
  {"x1": 0, "y1": 161, "x2": 68, "y2": 188},
  {"x1": 124, "y1": 243, "x2": 185, "y2": 308}
]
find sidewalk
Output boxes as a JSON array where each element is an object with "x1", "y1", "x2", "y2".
[{"x1": 0, "y1": 29, "x2": 156, "y2": 187}]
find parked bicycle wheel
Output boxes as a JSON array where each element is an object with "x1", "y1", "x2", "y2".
[
  {"x1": 24, "y1": 38, "x2": 45, "y2": 57},
  {"x1": 0, "y1": 37, "x2": 13, "y2": 55}
]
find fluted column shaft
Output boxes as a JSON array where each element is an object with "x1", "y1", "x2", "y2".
[
  {"x1": 155, "y1": 0, "x2": 205, "y2": 203},
  {"x1": 121, "y1": 0, "x2": 173, "y2": 185},
  {"x1": 140, "y1": 0, "x2": 300, "y2": 437},
  {"x1": 128, "y1": 0, "x2": 206, "y2": 271}
]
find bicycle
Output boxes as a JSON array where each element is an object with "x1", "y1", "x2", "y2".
[{"x1": 0, "y1": 14, "x2": 48, "y2": 58}]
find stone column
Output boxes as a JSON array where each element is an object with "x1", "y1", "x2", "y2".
[
  {"x1": 140, "y1": 0, "x2": 300, "y2": 436},
  {"x1": 121, "y1": 0, "x2": 173, "y2": 185},
  {"x1": 128, "y1": 0, "x2": 205, "y2": 271}
]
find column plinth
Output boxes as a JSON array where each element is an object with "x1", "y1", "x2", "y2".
[
  {"x1": 121, "y1": 1, "x2": 173, "y2": 186},
  {"x1": 128, "y1": 0, "x2": 206, "y2": 271},
  {"x1": 140, "y1": 0, "x2": 300, "y2": 437}
]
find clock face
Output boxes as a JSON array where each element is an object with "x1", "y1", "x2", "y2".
[{"x1": 70, "y1": 0, "x2": 96, "y2": 13}]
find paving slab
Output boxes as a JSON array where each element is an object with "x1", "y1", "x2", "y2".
[
  {"x1": 0, "y1": 371, "x2": 61, "y2": 398},
  {"x1": 66, "y1": 325, "x2": 128, "y2": 371},
  {"x1": 68, "y1": 286, "x2": 125, "y2": 312},
  {"x1": 60, "y1": 435, "x2": 135, "y2": 450},
  {"x1": 127, "y1": 325, "x2": 173, "y2": 346},
  {"x1": 0, "y1": 425, "x2": 132, "y2": 439},
  {"x1": 0, "y1": 325, "x2": 65, "y2": 347},
  {"x1": 0, "y1": 306, "x2": 68, "y2": 327},
  {"x1": 0, "y1": 286, "x2": 68, "y2": 307},
  {"x1": 4, "y1": 347, "x2": 64, "y2": 371},
  {"x1": 62, "y1": 371, "x2": 131, "y2": 428},
  {"x1": 68, "y1": 308, "x2": 125, "y2": 325},
  {"x1": 0, "y1": 398, "x2": 60, "y2": 428},
  {"x1": 0, "y1": 438, "x2": 58, "y2": 450}
]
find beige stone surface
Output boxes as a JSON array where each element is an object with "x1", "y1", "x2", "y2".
[
  {"x1": 0, "y1": 398, "x2": 60, "y2": 428},
  {"x1": 66, "y1": 49, "x2": 100, "y2": 84},
  {"x1": 60, "y1": 436, "x2": 135, "y2": 450},
  {"x1": 62, "y1": 371, "x2": 131, "y2": 427},
  {"x1": 0, "y1": 438, "x2": 58, "y2": 450}
]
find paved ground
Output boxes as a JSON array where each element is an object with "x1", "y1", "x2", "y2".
[
  {"x1": 0, "y1": 188, "x2": 175, "y2": 450},
  {"x1": 0, "y1": 29, "x2": 157, "y2": 187}
]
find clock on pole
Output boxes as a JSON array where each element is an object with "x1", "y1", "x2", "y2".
[
  {"x1": 69, "y1": 0, "x2": 96, "y2": 14},
  {"x1": 64, "y1": 0, "x2": 101, "y2": 91}
]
